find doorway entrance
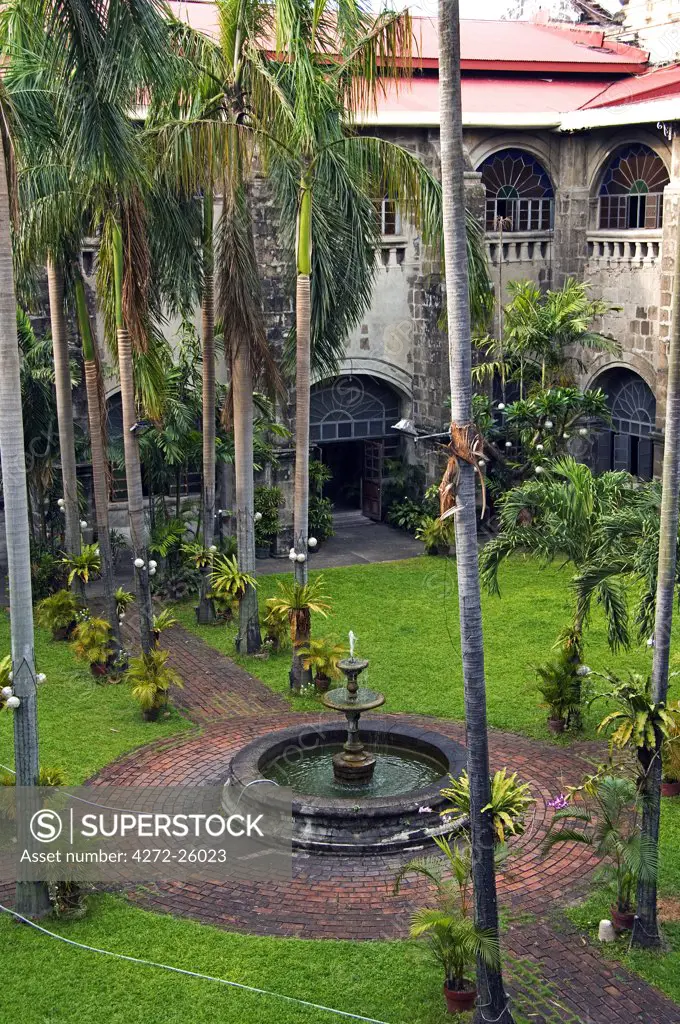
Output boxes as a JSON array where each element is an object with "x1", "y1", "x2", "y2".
[{"x1": 310, "y1": 375, "x2": 401, "y2": 520}]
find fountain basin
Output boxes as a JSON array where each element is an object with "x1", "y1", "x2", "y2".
[{"x1": 227, "y1": 718, "x2": 467, "y2": 854}]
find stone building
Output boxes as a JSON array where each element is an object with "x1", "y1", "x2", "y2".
[{"x1": 95, "y1": 11, "x2": 680, "y2": 523}]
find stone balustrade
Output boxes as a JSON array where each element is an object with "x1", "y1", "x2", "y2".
[
  {"x1": 484, "y1": 230, "x2": 553, "y2": 265},
  {"x1": 586, "y1": 230, "x2": 662, "y2": 266}
]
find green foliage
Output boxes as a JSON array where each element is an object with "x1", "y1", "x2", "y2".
[
  {"x1": 415, "y1": 516, "x2": 455, "y2": 555},
  {"x1": 544, "y1": 776, "x2": 657, "y2": 912},
  {"x1": 254, "y1": 486, "x2": 283, "y2": 547},
  {"x1": 36, "y1": 589, "x2": 81, "y2": 634},
  {"x1": 209, "y1": 555, "x2": 256, "y2": 603},
  {"x1": 481, "y1": 457, "x2": 638, "y2": 654},
  {"x1": 297, "y1": 637, "x2": 347, "y2": 681},
  {"x1": 62, "y1": 544, "x2": 101, "y2": 586},
  {"x1": 153, "y1": 609, "x2": 178, "y2": 635},
  {"x1": 309, "y1": 460, "x2": 332, "y2": 497},
  {"x1": 150, "y1": 518, "x2": 188, "y2": 559},
  {"x1": 535, "y1": 646, "x2": 583, "y2": 725},
  {"x1": 387, "y1": 497, "x2": 428, "y2": 533},
  {"x1": 594, "y1": 672, "x2": 678, "y2": 753},
  {"x1": 394, "y1": 835, "x2": 500, "y2": 990},
  {"x1": 441, "y1": 768, "x2": 534, "y2": 844},
  {"x1": 127, "y1": 650, "x2": 184, "y2": 713},
  {"x1": 308, "y1": 496, "x2": 334, "y2": 541},
  {"x1": 114, "y1": 587, "x2": 135, "y2": 617},
  {"x1": 71, "y1": 617, "x2": 113, "y2": 667},
  {"x1": 30, "y1": 551, "x2": 67, "y2": 601},
  {"x1": 182, "y1": 542, "x2": 215, "y2": 569},
  {"x1": 663, "y1": 715, "x2": 680, "y2": 784},
  {"x1": 265, "y1": 577, "x2": 331, "y2": 643}
]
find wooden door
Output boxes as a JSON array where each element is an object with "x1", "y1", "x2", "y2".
[{"x1": 362, "y1": 440, "x2": 383, "y2": 520}]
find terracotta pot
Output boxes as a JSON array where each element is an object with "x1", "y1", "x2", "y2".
[
  {"x1": 143, "y1": 706, "x2": 161, "y2": 722},
  {"x1": 662, "y1": 779, "x2": 680, "y2": 797},
  {"x1": 443, "y1": 982, "x2": 477, "y2": 1014},
  {"x1": 90, "y1": 662, "x2": 108, "y2": 678},
  {"x1": 315, "y1": 674, "x2": 331, "y2": 693},
  {"x1": 547, "y1": 717, "x2": 566, "y2": 735},
  {"x1": 611, "y1": 905, "x2": 636, "y2": 932}
]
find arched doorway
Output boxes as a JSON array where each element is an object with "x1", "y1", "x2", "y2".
[
  {"x1": 310, "y1": 375, "x2": 401, "y2": 519},
  {"x1": 591, "y1": 368, "x2": 656, "y2": 479}
]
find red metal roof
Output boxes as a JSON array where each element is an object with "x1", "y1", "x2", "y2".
[
  {"x1": 580, "y1": 63, "x2": 680, "y2": 108},
  {"x1": 167, "y1": 7, "x2": 649, "y2": 74},
  {"x1": 371, "y1": 76, "x2": 620, "y2": 123}
]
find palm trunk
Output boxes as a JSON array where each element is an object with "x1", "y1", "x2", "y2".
[
  {"x1": 198, "y1": 194, "x2": 216, "y2": 625},
  {"x1": 46, "y1": 257, "x2": 82, "y2": 598},
  {"x1": 74, "y1": 274, "x2": 119, "y2": 646},
  {"x1": 439, "y1": 3, "x2": 513, "y2": 1021},
  {"x1": 112, "y1": 221, "x2": 153, "y2": 655},
  {"x1": 233, "y1": 339, "x2": 261, "y2": 653},
  {"x1": 293, "y1": 179, "x2": 312, "y2": 587},
  {"x1": 0, "y1": 142, "x2": 50, "y2": 917},
  {"x1": 631, "y1": 230, "x2": 680, "y2": 949}
]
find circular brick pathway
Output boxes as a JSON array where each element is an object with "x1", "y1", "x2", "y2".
[{"x1": 92, "y1": 710, "x2": 599, "y2": 938}]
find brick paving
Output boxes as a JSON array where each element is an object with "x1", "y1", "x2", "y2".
[{"x1": 6, "y1": 620, "x2": 679, "y2": 1023}]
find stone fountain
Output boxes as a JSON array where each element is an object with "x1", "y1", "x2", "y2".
[{"x1": 321, "y1": 632, "x2": 385, "y2": 785}]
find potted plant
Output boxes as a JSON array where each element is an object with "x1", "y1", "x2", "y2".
[
  {"x1": 440, "y1": 768, "x2": 534, "y2": 844},
  {"x1": 36, "y1": 589, "x2": 82, "y2": 641},
  {"x1": 62, "y1": 543, "x2": 101, "y2": 586},
  {"x1": 71, "y1": 616, "x2": 114, "y2": 677},
  {"x1": 393, "y1": 835, "x2": 500, "y2": 1014},
  {"x1": 543, "y1": 775, "x2": 657, "y2": 931},
  {"x1": 126, "y1": 649, "x2": 184, "y2": 721},
  {"x1": 152, "y1": 608, "x2": 178, "y2": 644},
  {"x1": 535, "y1": 648, "x2": 582, "y2": 734},
  {"x1": 415, "y1": 516, "x2": 455, "y2": 557},
  {"x1": 265, "y1": 577, "x2": 331, "y2": 691},
  {"x1": 208, "y1": 555, "x2": 256, "y2": 623},
  {"x1": 254, "y1": 486, "x2": 283, "y2": 557},
  {"x1": 297, "y1": 638, "x2": 347, "y2": 693},
  {"x1": 262, "y1": 604, "x2": 289, "y2": 652}
]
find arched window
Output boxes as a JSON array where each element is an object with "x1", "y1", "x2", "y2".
[
  {"x1": 310, "y1": 375, "x2": 400, "y2": 442},
  {"x1": 590, "y1": 368, "x2": 656, "y2": 480},
  {"x1": 478, "y1": 149, "x2": 554, "y2": 232},
  {"x1": 598, "y1": 144, "x2": 669, "y2": 230}
]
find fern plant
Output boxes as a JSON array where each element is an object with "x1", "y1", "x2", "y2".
[
  {"x1": 297, "y1": 637, "x2": 347, "y2": 689},
  {"x1": 595, "y1": 672, "x2": 677, "y2": 753},
  {"x1": 114, "y1": 587, "x2": 135, "y2": 618},
  {"x1": 71, "y1": 617, "x2": 113, "y2": 672},
  {"x1": 153, "y1": 608, "x2": 178, "y2": 635},
  {"x1": 415, "y1": 516, "x2": 455, "y2": 555},
  {"x1": 440, "y1": 768, "x2": 534, "y2": 844},
  {"x1": 209, "y1": 555, "x2": 256, "y2": 603}
]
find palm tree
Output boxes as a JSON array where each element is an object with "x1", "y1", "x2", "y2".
[
  {"x1": 438, "y1": 2, "x2": 513, "y2": 1019},
  {"x1": 631, "y1": 230, "x2": 680, "y2": 948},
  {"x1": 481, "y1": 457, "x2": 637, "y2": 659},
  {"x1": 45, "y1": 258, "x2": 82, "y2": 584},
  {"x1": 73, "y1": 269, "x2": 120, "y2": 642}
]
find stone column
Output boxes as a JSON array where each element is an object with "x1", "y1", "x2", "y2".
[{"x1": 552, "y1": 134, "x2": 589, "y2": 286}]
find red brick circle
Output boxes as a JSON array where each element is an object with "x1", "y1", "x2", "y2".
[{"x1": 92, "y1": 712, "x2": 599, "y2": 939}]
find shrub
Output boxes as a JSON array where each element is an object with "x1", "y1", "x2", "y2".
[
  {"x1": 440, "y1": 768, "x2": 534, "y2": 844},
  {"x1": 127, "y1": 649, "x2": 183, "y2": 719},
  {"x1": 535, "y1": 647, "x2": 583, "y2": 728},
  {"x1": 387, "y1": 497, "x2": 426, "y2": 534},
  {"x1": 31, "y1": 552, "x2": 67, "y2": 601},
  {"x1": 71, "y1": 617, "x2": 113, "y2": 670},
  {"x1": 415, "y1": 515, "x2": 455, "y2": 555},
  {"x1": 36, "y1": 590, "x2": 82, "y2": 639},
  {"x1": 62, "y1": 543, "x2": 101, "y2": 586},
  {"x1": 308, "y1": 496, "x2": 334, "y2": 541},
  {"x1": 254, "y1": 486, "x2": 283, "y2": 547}
]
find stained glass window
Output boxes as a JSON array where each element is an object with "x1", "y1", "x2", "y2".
[
  {"x1": 310, "y1": 376, "x2": 400, "y2": 443},
  {"x1": 478, "y1": 149, "x2": 554, "y2": 232},
  {"x1": 598, "y1": 144, "x2": 669, "y2": 230}
]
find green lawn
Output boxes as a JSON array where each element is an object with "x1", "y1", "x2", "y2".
[
  {"x1": 0, "y1": 894, "x2": 454, "y2": 1024},
  {"x1": 0, "y1": 614, "x2": 189, "y2": 784},
  {"x1": 174, "y1": 555, "x2": 666, "y2": 740},
  {"x1": 568, "y1": 798, "x2": 680, "y2": 1006}
]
